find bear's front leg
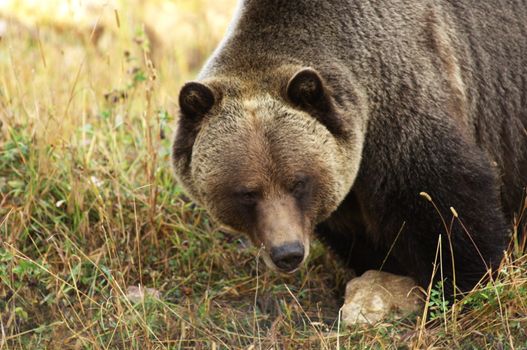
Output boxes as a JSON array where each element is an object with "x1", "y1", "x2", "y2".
[
  {"x1": 316, "y1": 192, "x2": 407, "y2": 276},
  {"x1": 354, "y1": 116, "x2": 509, "y2": 297}
]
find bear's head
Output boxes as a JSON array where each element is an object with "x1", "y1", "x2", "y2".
[{"x1": 172, "y1": 66, "x2": 366, "y2": 273}]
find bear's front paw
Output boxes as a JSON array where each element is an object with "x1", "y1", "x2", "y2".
[{"x1": 341, "y1": 270, "x2": 424, "y2": 325}]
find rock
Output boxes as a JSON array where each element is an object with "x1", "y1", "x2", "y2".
[{"x1": 341, "y1": 270, "x2": 424, "y2": 325}]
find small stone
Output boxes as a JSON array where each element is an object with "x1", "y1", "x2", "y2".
[
  {"x1": 341, "y1": 270, "x2": 424, "y2": 325},
  {"x1": 126, "y1": 285, "x2": 161, "y2": 303}
]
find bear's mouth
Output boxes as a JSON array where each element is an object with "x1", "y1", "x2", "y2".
[{"x1": 217, "y1": 225, "x2": 311, "y2": 273}]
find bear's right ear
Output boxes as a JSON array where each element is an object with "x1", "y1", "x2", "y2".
[
  {"x1": 173, "y1": 81, "x2": 217, "y2": 168},
  {"x1": 179, "y1": 81, "x2": 216, "y2": 120}
]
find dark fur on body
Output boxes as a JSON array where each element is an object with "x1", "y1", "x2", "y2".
[{"x1": 173, "y1": 0, "x2": 527, "y2": 295}]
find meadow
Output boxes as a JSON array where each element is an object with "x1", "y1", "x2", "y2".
[{"x1": 0, "y1": 1, "x2": 526, "y2": 349}]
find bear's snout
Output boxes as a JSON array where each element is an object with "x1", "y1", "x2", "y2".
[{"x1": 270, "y1": 242, "x2": 305, "y2": 272}]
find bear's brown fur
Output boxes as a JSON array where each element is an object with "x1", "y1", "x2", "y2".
[{"x1": 172, "y1": 0, "x2": 527, "y2": 295}]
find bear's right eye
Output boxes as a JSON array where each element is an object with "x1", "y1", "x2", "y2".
[{"x1": 235, "y1": 189, "x2": 259, "y2": 206}]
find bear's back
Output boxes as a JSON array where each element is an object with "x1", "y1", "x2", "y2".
[{"x1": 202, "y1": 0, "x2": 527, "y2": 214}]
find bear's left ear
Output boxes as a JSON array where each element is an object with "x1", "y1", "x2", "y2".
[{"x1": 286, "y1": 68, "x2": 346, "y2": 136}]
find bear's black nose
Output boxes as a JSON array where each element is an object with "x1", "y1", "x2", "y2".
[{"x1": 270, "y1": 242, "x2": 305, "y2": 272}]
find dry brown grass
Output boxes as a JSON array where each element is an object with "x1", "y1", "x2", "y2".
[{"x1": 0, "y1": 1, "x2": 526, "y2": 349}]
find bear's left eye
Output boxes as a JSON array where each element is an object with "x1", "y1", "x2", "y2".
[{"x1": 291, "y1": 175, "x2": 310, "y2": 197}]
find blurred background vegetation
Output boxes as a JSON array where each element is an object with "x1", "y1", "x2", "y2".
[{"x1": 0, "y1": 1, "x2": 525, "y2": 349}]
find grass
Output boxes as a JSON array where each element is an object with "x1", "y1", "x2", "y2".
[{"x1": 0, "y1": 1, "x2": 526, "y2": 349}]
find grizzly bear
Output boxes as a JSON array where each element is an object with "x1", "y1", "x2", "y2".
[{"x1": 172, "y1": 0, "x2": 527, "y2": 297}]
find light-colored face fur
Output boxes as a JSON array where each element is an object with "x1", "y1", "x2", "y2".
[{"x1": 173, "y1": 72, "x2": 365, "y2": 272}]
